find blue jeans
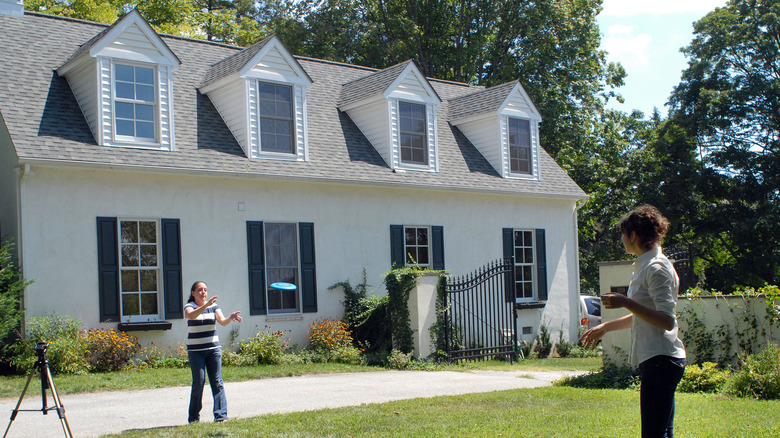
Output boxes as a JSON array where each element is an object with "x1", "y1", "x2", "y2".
[
  {"x1": 639, "y1": 355, "x2": 686, "y2": 438},
  {"x1": 188, "y1": 348, "x2": 228, "y2": 422}
]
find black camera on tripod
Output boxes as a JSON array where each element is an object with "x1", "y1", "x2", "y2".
[{"x1": 34, "y1": 342, "x2": 48, "y2": 355}]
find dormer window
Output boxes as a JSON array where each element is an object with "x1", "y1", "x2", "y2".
[
  {"x1": 399, "y1": 102, "x2": 428, "y2": 165},
  {"x1": 114, "y1": 63, "x2": 157, "y2": 142},
  {"x1": 508, "y1": 118, "x2": 531, "y2": 175},
  {"x1": 259, "y1": 82, "x2": 295, "y2": 154}
]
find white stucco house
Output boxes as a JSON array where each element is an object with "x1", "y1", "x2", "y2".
[{"x1": 0, "y1": 6, "x2": 587, "y2": 352}]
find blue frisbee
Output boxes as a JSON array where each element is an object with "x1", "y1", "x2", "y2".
[{"x1": 270, "y1": 282, "x2": 297, "y2": 290}]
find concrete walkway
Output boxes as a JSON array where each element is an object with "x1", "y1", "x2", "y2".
[{"x1": 0, "y1": 370, "x2": 585, "y2": 437}]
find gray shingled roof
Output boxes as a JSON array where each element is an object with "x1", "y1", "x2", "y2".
[
  {"x1": 0, "y1": 12, "x2": 585, "y2": 199},
  {"x1": 201, "y1": 34, "x2": 312, "y2": 88},
  {"x1": 448, "y1": 80, "x2": 519, "y2": 121}
]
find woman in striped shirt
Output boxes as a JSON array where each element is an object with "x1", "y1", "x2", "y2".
[{"x1": 185, "y1": 281, "x2": 242, "y2": 423}]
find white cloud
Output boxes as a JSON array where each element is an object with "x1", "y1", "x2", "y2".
[
  {"x1": 602, "y1": 25, "x2": 652, "y2": 68},
  {"x1": 601, "y1": 0, "x2": 728, "y2": 17}
]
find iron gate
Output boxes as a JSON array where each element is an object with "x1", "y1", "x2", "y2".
[
  {"x1": 443, "y1": 258, "x2": 518, "y2": 362},
  {"x1": 666, "y1": 244, "x2": 695, "y2": 294}
]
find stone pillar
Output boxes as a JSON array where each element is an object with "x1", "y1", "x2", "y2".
[{"x1": 408, "y1": 273, "x2": 439, "y2": 359}]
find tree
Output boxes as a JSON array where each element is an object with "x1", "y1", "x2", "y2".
[
  {"x1": 669, "y1": 0, "x2": 780, "y2": 289},
  {"x1": 0, "y1": 241, "x2": 31, "y2": 374}
]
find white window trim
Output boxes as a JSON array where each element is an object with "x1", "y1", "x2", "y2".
[
  {"x1": 513, "y1": 228, "x2": 537, "y2": 303},
  {"x1": 110, "y1": 60, "x2": 162, "y2": 148},
  {"x1": 253, "y1": 80, "x2": 307, "y2": 162},
  {"x1": 501, "y1": 116, "x2": 541, "y2": 181},
  {"x1": 392, "y1": 99, "x2": 438, "y2": 172},
  {"x1": 117, "y1": 217, "x2": 163, "y2": 323},
  {"x1": 404, "y1": 225, "x2": 432, "y2": 268},
  {"x1": 264, "y1": 222, "x2": 302, "y2": 315}
]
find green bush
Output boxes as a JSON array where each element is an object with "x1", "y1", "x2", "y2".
[
  {"x1": 723, "y1": 344, "x2": 780, "y2": 400},
  {"x1": 84, "y1": 327, "x2": 140, "y2": 372},
  {"x1": 306, "y1": 318, "x2": 362, "y2": 364},
  {"x1": 678, "y1": 362, "x2": 729, "y2": 394},
  {"x1": 13, "y1": 314, "x2": 90, "y2": 375},
  {"x1": 240, "y1": 328, "x2": 290, "y2": 365},
  {"x1": 555, "y1": 364, "x2": 640, "y2": 390},
  {"x1": 0, "y1": 241, "x2": 31, "y2": 374},
  {"x1": 141, "y1": 343, "x2": 189, "y2": 369},
  {"x1": 533, "y1": 324, "x2": 552, "y2": 358},
  {"x1": 331, "y1": 272, "x2": 392, "y2": 356}
]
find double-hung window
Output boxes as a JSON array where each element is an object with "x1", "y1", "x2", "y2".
[
  {"x1": 404, "y1": 226, "x2": 430, "y2": 267},
  {"x1": 399, "y1": 102, "x2": 428, "y2": 165},
  {"x1": 259, "y1": 82, "x2": 295, "y2": 154},
  {"x1": 512, "y1": 229, "x2": 536, "y2": 302},
  {"x1": 119, "y1": 219, "x2": 161, "y2": 322},
  {"x1": 114, "y1": 63, "x2": 157, "y2": 142},
  {"x1": 264, "y1": 223, "x2": 300, "y2": 313},
  {"x1": 508, "y1": 118, "x2": 531, "y2": 175}
]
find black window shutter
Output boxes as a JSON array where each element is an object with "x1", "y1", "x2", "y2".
[
  {"x1": 502, "y1": 228, "x2": 515, "y2": 302},
  {"x1": 431, "y1": 226, "x2": 445, "y2": 270},
  {"x1": 299, "y1": 222, "x2": 317, "y2": 313},
  {"x1": 246, "y1": 221, "x2": 267, "y2": 315},
  {"x1": 97, "y1": 217, "x2": 120, "y2": 323},
  {"x1": 535, "y1": 228, "x2": 548, "y2": 301},
  {"x1": 161, "y1": 218, "x2": 183, "y2": 319},
  {"x1": 390, "y1": 224, "x2": 405, "y2": 268}
]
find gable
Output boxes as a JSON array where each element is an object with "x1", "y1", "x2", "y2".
[{"x1": 247, "y1": 45, "x2": 309, "y2": 84}]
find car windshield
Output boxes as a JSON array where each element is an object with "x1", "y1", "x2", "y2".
[{"x1": 584, "y1": 297, "x2": 601, "y2": 316}]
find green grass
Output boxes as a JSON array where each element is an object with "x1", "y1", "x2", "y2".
[
  {"x1": 0, "y1": 357, "x2": 600, "y2": 399},
  {"x1": 105, "y1": 386, "x2": 780, "y2": 437}
]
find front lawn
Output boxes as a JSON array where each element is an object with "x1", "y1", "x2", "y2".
[{"x1": 106, "y1": 386, "x2": 780, "y2": 437}]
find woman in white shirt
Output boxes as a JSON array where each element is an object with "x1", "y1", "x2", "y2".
[
  {"x1": 184, "y1": 281, "x2": 242, "y2": 423},
  {"x1": 580, "y1": 205, "x2": 686, "y2": 438}
]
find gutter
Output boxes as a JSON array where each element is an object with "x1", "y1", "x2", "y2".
[{"x1": 17, "y1": 157, "x2": 589, "y2": 202}]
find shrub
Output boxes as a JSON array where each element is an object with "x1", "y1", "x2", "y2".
[
  {"x1": 556, "y1": 364, "x2": 640, "y2": 390},
  {"x1": 723, "y1": 344, "x2": 780, "y2": 400},
  {"x1": 84, "y1": 327, "x2": 140, "y2": 372},
  {"x1": 532, "y1": 324, "x2": 552, "y2": 358},
  {"x1": 0, "y1": 240, "x2": 31, "y2": 374},
  {"x1": 141, "y1": 343, "x2": 189, "y2": 369},
  {"x1": 386, "y1": 349, "x2": 413, "y2": 369},
  {"x1": 678, "y1": 362, "x2": 729, "y2": 393},
  {"x1": 307, "y1": 318, "x2": 362, "y2": 363},
  {"x1": 240, "y1": 327, "x2": 290, "y2": 365},
  {"x1": 13, "y1": 314, "x2": 90, "y2": 375}
]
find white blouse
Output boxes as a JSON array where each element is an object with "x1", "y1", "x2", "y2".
[{"x1": 628, "y1": 247, "x2": 686, "y2": 366}]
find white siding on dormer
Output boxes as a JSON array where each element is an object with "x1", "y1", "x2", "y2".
[
  {"x1": 501, "y1": 90, "x2": 538, "y2": 120},
  {"x1": 345, "y1": 99, "x2": 391, "y2": 165},
  {"x1": 159, "y1": 65, "x2": 174, "y2": 150},
  {"x1": 249, "y1": 47, "x2": 306, "y2": 84},
  {"x1": 64, "y1": 60, "x2": 100, "y2": 141},
  {"x1": 98, "y1": 23, "x2": 170, "y2": 65},
  {"x1": 388, "y1": 99, "x2": 438, "y2": 172},
  {"x1": 97, "y1": 57, "x2": 112, "y2": 146},
  {"x1": 457, "y1": 115, "x2": 503, "y2": 174},
  {"x1": 392, "y1": 73, "x2": 433, "y2": 101},
  {"x1": 209, "y1": 80, "x2": 250, "y2": 157}
]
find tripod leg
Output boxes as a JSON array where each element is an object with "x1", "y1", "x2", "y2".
[
  {"x1": 2, "y1": 371, "x2": 35, "y2": 438},
  {"x1": 43, "y1": 366, "x2": 73, "y2": 438}
]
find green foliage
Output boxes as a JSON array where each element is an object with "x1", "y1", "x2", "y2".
[
  {"x1": 84, "y1": 327, "x2": 140, "y2": 372},
  {"x1": 140, "y1": 343, "x2": 189, "y2": 369},
  {"x1": 555, "y1": 330, "x2": 599, "y2": 359},
  {"x1": 13, "y1": 314, "x2": 90, "y2": 375},
  {"x1": 678, "y1": 362, "x2": 729, "y2": 394},
  {"x1": 555, "y1": 364, "x2": 640, "y2": 390},
  {"x1": 724, "y1": 344, "x2": 780, "y2": 400},
  {"x1": 330, "y1": 270, "x2": 391, "y2": 355},
  {"x1": 0, "y1": 241, "x2": 31, "y2": 374},
  {"x1": 240, "y1": 327, "x2": 290, "y2": 365},
  {"x1": 677, "y1": 305, "x2": 718, "y2": 364},
  {"x1": 306, "y1": 318, "x2": 362, "y2": 364},
  {"x1": 384, "y1": 266, "x2": 428, "y2": 354},
  {"x1": 532, "y1": 324, "x2": 552, "y2": 359}
]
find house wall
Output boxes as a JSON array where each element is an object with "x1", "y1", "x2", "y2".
[
  {"x1": 18, "y1": 164, "x2": 580, "y2": 351},
  {"x1": 0, "y1": 115, "x2": 19, "y2": 247}
]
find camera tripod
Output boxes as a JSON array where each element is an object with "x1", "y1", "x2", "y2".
[{"x1": 3, "y1": 343, "x2": 73, "y2": 438}]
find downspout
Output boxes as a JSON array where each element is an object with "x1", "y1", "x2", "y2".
[
  {"x1": 571, "y1": 198, "x2": 587, "y2": 341},
  {"x1": 16, "y1": 163, "x2": 31, "y2": 327}
]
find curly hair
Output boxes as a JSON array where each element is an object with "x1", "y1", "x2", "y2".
[{"x1": 619, "y1": 205, "x2": 670, "y2": 251}]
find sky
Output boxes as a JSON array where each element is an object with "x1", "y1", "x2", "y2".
[{"x1": 597, "y1": 0, "x2": 729, "y2": 117}]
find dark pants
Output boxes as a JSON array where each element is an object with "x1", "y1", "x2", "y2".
[
  {"x1": 639, "y1": 355, "x2": 686, "y2": 438},
  {"x1": 188, "y1": 348, "x2": 227, "y2": 422}
]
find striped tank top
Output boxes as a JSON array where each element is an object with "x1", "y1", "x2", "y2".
[{"x1": 185, "y1": 302, "x2": 222, "y2": 351}]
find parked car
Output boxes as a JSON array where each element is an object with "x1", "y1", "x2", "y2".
[{"x1": 580, "y1": 294, "x2": 601, "y2": 329}]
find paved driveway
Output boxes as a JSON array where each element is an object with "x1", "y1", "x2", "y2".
[{"x1": 0, "y1": 370, "x2": 585, "y2": 437}]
